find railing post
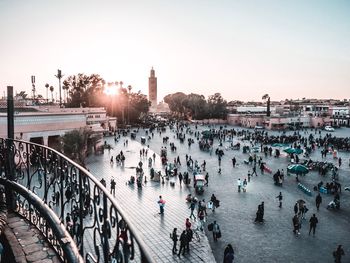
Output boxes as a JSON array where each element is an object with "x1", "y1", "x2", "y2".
[
  {"x1": 78, "y1": 170, "x2": 84, "y2": 257},
  {"x1": 59, "y1": 157, "x2": 64, "y2": 221},
  {"x1": 102, "y1": 192, "x2": 109, "y2": 263},
  {"x1": 6, "y1": 86, "x2": 15, "y2": 210}
]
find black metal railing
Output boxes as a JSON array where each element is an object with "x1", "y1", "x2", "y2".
[
  {"x1": 0, "y1": 178, "x2": 83, "y2": 262},
  {"x1": 0, "y1": 138, "x2": 153, "y2": 263}
]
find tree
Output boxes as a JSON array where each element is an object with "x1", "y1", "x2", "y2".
[
  {"x1": 63, "y1": 73, "x2": 105, "y2": 107},
  {"x1": 164, "y1": 92, "x2": 187, "y2": 116},
  {"x1": 182, "y1": 93, "x2": 208, "y2": 119},
  {"x1": 207, "y1": 93, "x2": 227, "y2": 119},
  {"x1": 60, "y1": 128, "x2": 101, "y2": 167},
  {"x1": 128, "y1": 91, "x2": 151, "y2": 123},
  {"x1": 49, "y1": 86, "x2": 54, "y2": 102},
  {"x1": 45, "y1": 83, "x2": 50, "y2": 103}
]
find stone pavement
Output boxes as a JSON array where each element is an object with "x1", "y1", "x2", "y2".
[
  {"x1": 4, "y1": 212, "x2": 60, "y2": 263},
  {"x1": 86, "y1": 136, "x2": 216, "y2": 262},
  {"x1": 89, "y1": 125, "x2": 350, "y2": 263},
  {"x1": 149, "y1": 125, "x2": 350, "y2": 263}
]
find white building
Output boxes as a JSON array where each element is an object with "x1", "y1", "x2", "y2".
[{"x1": 0, "y1": 106, "x2": 109, "y2": 146}]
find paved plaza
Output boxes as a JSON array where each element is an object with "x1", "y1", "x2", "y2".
[
  {"x1": 87, "y1": 125, "x2": 350, "y2": 263},
  {"x1": 86, "y1": 135, "x2": 216, "y2": 262}
]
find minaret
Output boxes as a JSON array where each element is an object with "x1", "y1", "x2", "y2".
[{"x1": 148, "y1": 67, "x2": 157, "y2": 108}]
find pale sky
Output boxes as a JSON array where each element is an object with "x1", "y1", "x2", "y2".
[{"x1": 0, "y1": 0, "x2": 349, "y2": 102}]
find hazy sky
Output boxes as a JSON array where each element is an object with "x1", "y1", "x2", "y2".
[{"x1": 0, "y1": 0, "x2": 349, "y2": 102}]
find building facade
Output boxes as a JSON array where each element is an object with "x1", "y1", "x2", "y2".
[
  {"x1": 329, "y1": 106, "x2": 350, "y2": 127},
  {"x1": 0, "y1": 106, "x2": 109, "y2": 146}
]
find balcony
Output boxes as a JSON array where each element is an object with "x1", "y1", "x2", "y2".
[{"x1": 0, "y1": 138, "x2": 153, "y2": 263}]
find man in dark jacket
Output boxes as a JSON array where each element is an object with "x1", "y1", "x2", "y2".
[
  {"x1": 185, "y1": 229, "x2": 192, "y2": 253},
  {"x1": 224, "y1": 244, "x2": 235, "y2": 263},
  {"x1": 292, "y1": 214, "x2": 300, "y2": 235},
  {"x1": 333, "y1": 245, "x2": 344, "y2": 263},
  {"x1": 316, "y1": 193, "x2": 322, "y2": 211},
  {"x1": 171, "y1": 228, "x2": 178, "y2": 254},
  {"x1": 178, "y1": 231, "x2": 187, "y2": 256},
  {"x1": 309, "y1": 214, "x2": 319, "y2": 236}
]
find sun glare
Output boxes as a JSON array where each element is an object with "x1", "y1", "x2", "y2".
[{"x1": 103, "y1": 86, "x2": 118, "y2": 96}]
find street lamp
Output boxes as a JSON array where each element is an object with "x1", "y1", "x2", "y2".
[{"x1": 127, "y1": 85, "x2": 132, "y2": 125}]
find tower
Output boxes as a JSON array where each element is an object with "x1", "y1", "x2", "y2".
[{"x1": 148, "y1": 67, "x2": 157, "y2": 108}]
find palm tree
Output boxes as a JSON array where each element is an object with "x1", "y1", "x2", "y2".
[
  {"x1": 45, "y1": 83, "x2": 50, "y2": 103},
  {"x1": 50, "y1": 86, "x2": 54, "y2": 102},
  {"x1": 262, "y1": 94, "x2": 271, "y2": 117},
  {"x1": 60, "y1": 128, "x2": 102, "y2": 167}
]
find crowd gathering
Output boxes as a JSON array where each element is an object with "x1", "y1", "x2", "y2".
[{"x1": 103, "y1": 121, "x2": 349, "y2": 263}]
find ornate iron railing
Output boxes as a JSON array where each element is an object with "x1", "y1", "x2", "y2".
[
  {"x1": 0, "y1": 138, "x2": 153, "y2": 263},
  {"x1": 0, "y1": 178, "x2": 83, "y2": 262}
]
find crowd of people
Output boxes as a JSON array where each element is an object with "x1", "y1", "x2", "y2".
[{"x1": 104, "y1": 122, "x2": 348, "y2": 263}]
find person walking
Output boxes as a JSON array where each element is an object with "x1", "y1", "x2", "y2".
[
  {"x1": 178, "y1": 231, "x2": 187, "y2": 256},
  {"x1": 260, "y1": 162, "x2": 265, "y2": 174},
  {"x1": 293, "y1": 214, "x2": 300, "y2": 235},
  {"x1": 185, "y1": 218, "x2": 192, "y2": 230},
  {"x1": 252, "y1": 164, "x2": 258, "y2": 176},
  {"x1": 210, "y1": 194, "x2": 218, "y2": 212},
  {"x1": 294, "y1": 202, "x2": 299, "y2": 214},
  {"x1": 276, "y1": 192, "x2": 283, "y2": 208},
  {"x1": 242, "y1": 178, "x2": 247, "y2": 192},
  {"x1": 223, "y1": 244, "x2": 235, "y2": 263},
  {"x1": 232, "y1": 157, "x2": 236, "y2": 167},
  {"x1": 198, "y1": 209, "x2": 205, "y2": 231},
  {"x1": 309, "y1": 214, "x2": 318, "y2": 236},
  {"x1": 212, "y1": 221, "x2": 221, "y2": 242},
  {"x1": 316, "y1": 193, "x2": 322, "y2": 211},
  {"x1": 158, "y1": 195, "x2": 165, "y2": 214},
  {"x1": 171, "y1": 228, "x2": 178, "y2": 254},
  {"x1": 333, "y1": 245, "x2": 345, "y2": 263},
  {"x1": 185, "y1": 229, "x2": 192, "y2": 253},
  {"x1": 205, "y1": 172, "x2": 209, "y2": 186},
  {"x1": 189, "y1": 201, "x2": 196, "y2": 220},
  {"x1": 110, "y1": 178, "x2": 116, "y2": 196},
  {"x1": 178, "y1": 172, "x2": 183, "y2": 186},
  {"x1": 237, "y1": 178, "x2": 242, "y2": 192}
]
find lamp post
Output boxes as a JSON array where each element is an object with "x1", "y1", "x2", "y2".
[
  {"x1": 127, "y1": 85, "x2": 132, "y2": 125},
  {"x1": 55, "y1": 69, "x2": 63, "y2": 107}
]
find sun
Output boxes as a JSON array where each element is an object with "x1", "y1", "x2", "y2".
[{"x1": 103, "y1": 85, "x2": 118, "y2": 96}]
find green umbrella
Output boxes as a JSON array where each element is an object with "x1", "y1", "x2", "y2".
[
  {"x1": 201, "y1": 130, "x2": 212, "y2": 139},
  {"x1": 272, "y1": 143, "x2": 288, "y2": 147},
  {"x1": 201, "y1": 130, "x2": 211, "y2": 135},
  {"x1": 287, "y1": 164, "x2": 309, "y2": 175},
  {"x1": 283, "y1": 147, "x2": 303, "y2": 155}
]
